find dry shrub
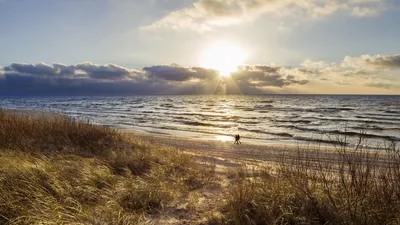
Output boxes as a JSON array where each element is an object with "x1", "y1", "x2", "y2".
[
  {"x1": 0, "y1": 110, "x2": 124, "y2": 156},
  {"x1": 218, "y1": 138, "x2": 400, "y2": 225},
  {"x1": 118, "y1": 179, "x2": 176, "y2": 213},
  {"x1": 0, "y1": 148, "x2": 207, "y2": 224},
  {"x1": 221, "y1": 178, "x2": 317, "y2": 225},
  {"x1": 0, "y1": 151, "x2": 80, "y2": 224},
  {"x1": 0, "y1": 111, "x2": 215, "y2": 224}
]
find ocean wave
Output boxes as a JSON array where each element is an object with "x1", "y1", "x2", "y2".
[
  {"x1": 238, "y1": 127, "x2": 293, "y2": 138},
  {"x1": 354, "y1": 115, "x2": 400, "y2": 122},
  {"x1": 384, "y1": 110, "x2": 400, "y2": 115},
  {"x1": 291, "y1": 126, "x2": 400, "y2": 142},
  {"x1": 272, "y1": 107, "x2": 354, "y2": 113},
  {"x1": 159, "y1": 103, "x2": 184, "y2": 109},
  {"x1": 259, "y1": 100, "x2": 274, "y2": 103},
  {"x1": 364, "y1": 113, "x2": 400, "y2": 117},
  {"x1": 160, "y1": 112, "x2": 221, "y2": 118},
  {"x1": 328, "y1": 130, "x2": 400, "y2": 142},
  {"x1": 274, "y1": 119, "x2": 312, "y2": 124},
  {"x1": 294, "y1": 136, "x2": 347, "y2": 145},
  {"x1": 238, "y1": 120, "x2": 259, "y2": 125},
  {"x1": 320, "y1": 107, "x2": 354, "y2": 111},
  {"x1": 172, "y1": 116, "x2": 189, "y2": 120},
  {"x1": 349, "y1": 126, "x2": 400, "y2": 132},
  {"x1": 254, "y1": 105, "x2": 274, "y2": 110},
  {"x1": 292, "y1": 126, "x2": 323, "y2": 133},
  {"x1": 317, "y1": 117, "x2": 400, "y2": 126},
  {"x1": 130, "y1": 105, "x2": 144, "y2": 108},
  {"x1": 141, "y1": 111, "x2": 155, "y2": 114},
  {"x1": 280, "y1": 125, "x2": 400, "y2": 142},
  {"x1": 160, "y1": 103, "x2": 173, "y2": 107},
  {"x1": 180, "y1": 121, "x2": 235, "y2": 128}
]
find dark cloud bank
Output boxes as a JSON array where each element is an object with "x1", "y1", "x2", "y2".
[
  {"x1": 0, "y1": 62, "x2": 309, "y2": 96},
  {"x1": 2, "y1": 54, "x2": 398, "y2": 96}
]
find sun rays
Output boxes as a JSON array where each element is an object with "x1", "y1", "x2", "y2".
[{"x1": 200, "y1": 41, "x2": 246, "y2": 76}]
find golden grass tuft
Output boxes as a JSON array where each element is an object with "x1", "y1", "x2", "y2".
[
  {"x1": 0, "y1": 110, "x2": 124, "y2": 156},
  {"x1": 217, "y1": 141, "x2": 400, "y2": 225},
  {"x1": 0, "y1": 110, "x2": 214, "y2": 224}
]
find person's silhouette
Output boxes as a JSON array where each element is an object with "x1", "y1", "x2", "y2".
[{"x1": 234, "y1": 134, "x2": 241, "y2": 144}]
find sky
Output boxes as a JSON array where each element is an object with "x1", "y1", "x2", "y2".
[{"x1": 0, "y1": 0, "x2": 399, "y2": 95}]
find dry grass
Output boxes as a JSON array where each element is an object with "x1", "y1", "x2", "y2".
[
  {"x1": 0, "y1": 110, "x2": 214, "y2": 224},
  {"x1": 0, "y1": 110, "x2": 124, "y2": 156},
  {"x1": 217, "y1": 139, "x2": 400, "y2": 225},
  {"x1": 3, "y1": 109, "x2": 399, "y2": 224}
]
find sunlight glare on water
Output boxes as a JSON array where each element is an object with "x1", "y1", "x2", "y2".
[{"x1": 215, "y1": 135, "x2": 233, "y2": 142}]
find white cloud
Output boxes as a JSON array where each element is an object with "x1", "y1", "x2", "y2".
[
  {"x1": 365, "y1": 82, "x2": 394, "y2": 89},
  {"x1": 351, "y1": 6, "x2": 380, "y2": 16},
  {"x1": 300, "y1": 54, "x2": 400, "y2": 89},
  {"x1": 342, "y1": 54, "x2": 400, "y2": 70},
  {"x1": 301, "y1": 59, "x2": 336, "y2": 69},
  {"x1": 144, "y1": 0, "x2": 388, "y2": 31}
]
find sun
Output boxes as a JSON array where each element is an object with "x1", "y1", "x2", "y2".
[{"x1": 200, "y1": 42, "x2": 246, "y2": 76}]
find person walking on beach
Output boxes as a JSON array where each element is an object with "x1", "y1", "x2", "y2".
[{"x1": 234, "y1": 134, "x2": 241, "y2": 144}]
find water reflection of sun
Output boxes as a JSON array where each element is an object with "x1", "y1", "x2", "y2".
[
  {"x1": 215, "y1": 135, "x2": 234, "y2": 142},
  {"x1": 200, "y1": 42, "x2": 246, "y2": 77}
]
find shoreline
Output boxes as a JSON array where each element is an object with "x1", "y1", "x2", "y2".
[
  {"x1": 2, "y1": 108, "x2": 394, "y2": 159},
  {"x1": 3, "y1": 104, "x2": 399, "y2": 147},
  {"x1": 120, "y1": 125, "x2": 301, "y2": 147},
  {"x1": 122, "y1": 129, "x2": 393, "y2": 172},
  {"x1": 122, "y1": 129, "x2": 343, "y2": 169},
  {"x1": 2, "y1": 108, "x2": 394, "y2": 152}
]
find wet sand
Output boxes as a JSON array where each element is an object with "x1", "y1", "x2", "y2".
[
  {"x1": 122, "y1": 130, "x2": 353, "y2": 172},
  {"x1": 122, "y1": 129, "x2": 394, "y2": 175}
]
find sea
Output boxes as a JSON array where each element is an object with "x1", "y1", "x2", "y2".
[{"x1": 1, "y1": 95, "x2": 399, "y2": 149}]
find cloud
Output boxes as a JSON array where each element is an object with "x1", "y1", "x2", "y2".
[
  {"x1": 299, "y1": 54, "x2": 400, "y2": 92},
  {"x1": 53, "y1": 63, "x2": 76, "y2": 77},
  {"x1": 0, "y1": 61, "x2": 312, "y2": 95},
  {"x1": 365, "y1": 82, "x2": 393, "y2": 89},
  {"x1": 342, "y1": 54, "x2": 400, "y2": 70},
  {"x1": 351, "y1": 6, "x2": 380, "y2": 17},
  {"x1": 1, "y1": 54, "x2": 398, "y2": 95},
  {"x1": 303, "y1": 53, "x2": 400, "y2": 77},
  {"x1": 4, "y1": 62, "x2": 58, "y2": 76},
  {"x1": 143, "y1": 64, "x2": 219, "y2": 81},
  {"x1": 144, "y1": 0, "x2": 388, "y2": 31},
  {"x1": 74, "y1": 62, "x2": 139, "y2": 80},
  {"x1": 301, "y1": 59, "x2": 336, "y2": 69},
  {"x1": 2, "y1": 62, "x2": 147, "y2": 81},
  {"x1": 231, "y1": 65, "x2": 309, "y2": 88}
]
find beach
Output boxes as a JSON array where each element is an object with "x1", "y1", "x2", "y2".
[
  {"x1": 2, "y1": 95, "x2": 399, "y2": 148},
  {"x1": 1, "y1": 108, "x2": 399, "y2": 224},
  {"x1": 1, "y1": 107, "x2": 389, "y2": 170},
  {"x1": 122, "y1": 129, "x2": 390, "y2": 174},
  {"x1": 2, "y1": 108, "x2": 392, "y2": 171}
]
